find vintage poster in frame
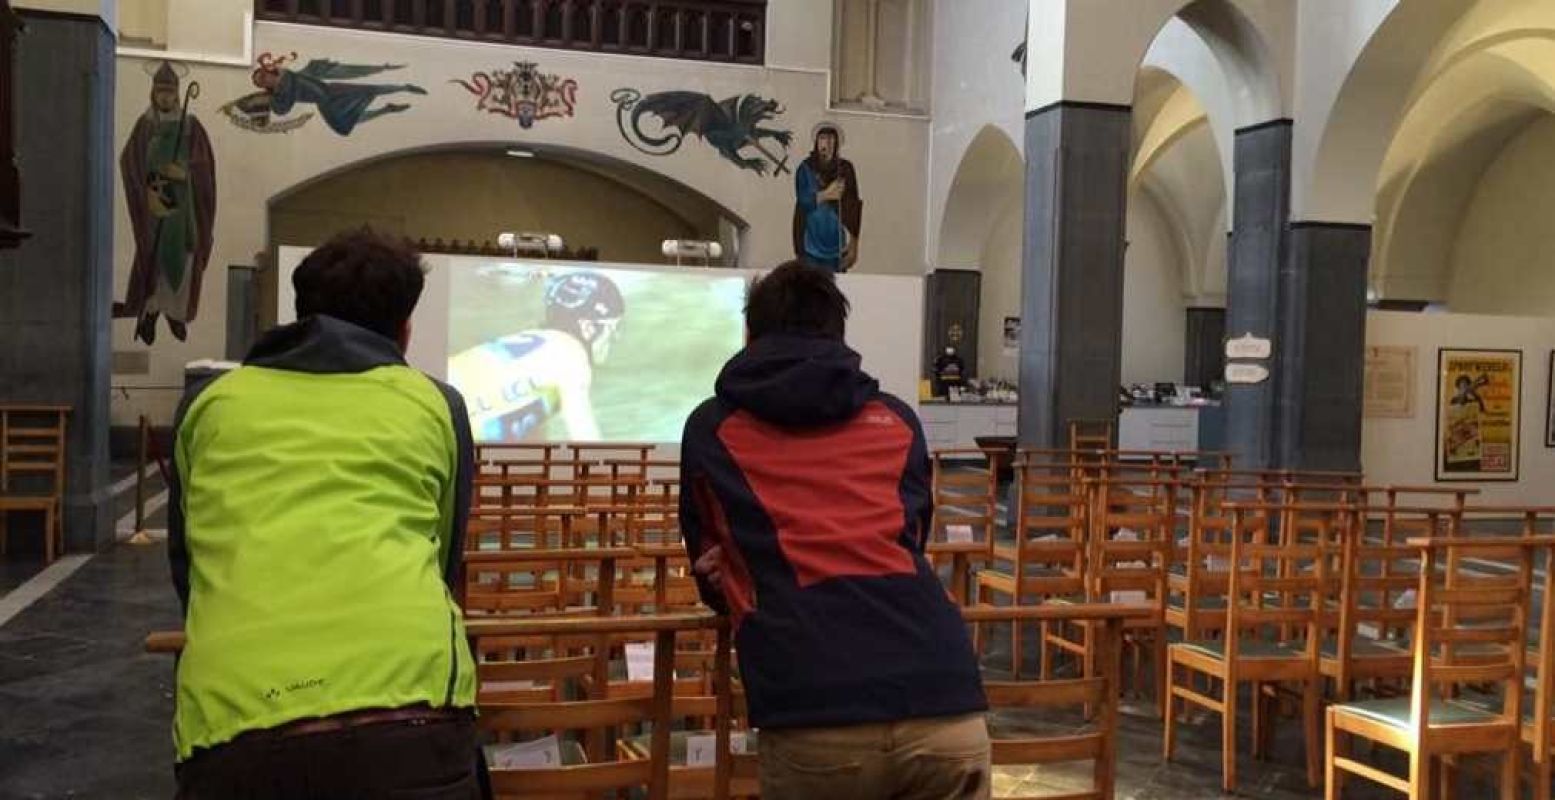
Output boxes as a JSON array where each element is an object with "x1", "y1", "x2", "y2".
[
  {"x1": 1436, "y1": 348, "x2": 1521, "y2": 482},
  {"x1": 1363, "y1": 345, "x2": 1416, "y2": 418},
  {"x1": 1546, "y1": 351, "x2": 1555, "y2": 448}
]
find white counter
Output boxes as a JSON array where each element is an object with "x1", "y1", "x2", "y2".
[
  {"x1": 919, "y1": 402, "x2": 1017, "y2": 451},
  {"x1": 1118, "y1": 406, "x2": 1200, "y2": 452}
]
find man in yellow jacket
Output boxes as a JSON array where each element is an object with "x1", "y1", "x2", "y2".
[{"x1": 168, "y1": 230, "x2": 481, "y2": 798}]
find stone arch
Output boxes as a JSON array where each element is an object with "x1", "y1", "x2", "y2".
[
  {"x1": 266, "y1": 140, "x2": 748, "y2": 234},
  {"x1": 1369, "y1": 35, "x2": 1555, "y2": 310},
  {"x1": 935, "y1": 125, "x2": 1023, "y2": 268},
  {"x1": 1031, "y1": 0, "x2": 1288, "y2": 122}
]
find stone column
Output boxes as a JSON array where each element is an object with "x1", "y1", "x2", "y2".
[
  {"x1": 1223, "y1": 120, "x2": 1291, "y2": 469},
  {"x1": 0, "y1": 9, "x2": 116, "y2": 552},
  {"x1": 1017, "y1": 102, "x2": 1130, "y2": 448},
  {"x1": 1276, "y1": 223, "x2": 1370, "y2": 471}
]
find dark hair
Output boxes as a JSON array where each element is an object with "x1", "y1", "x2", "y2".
[
  {"x1": 745, "y1": 260, "x2": 849, "y2": 341},
  {"x1": 293, "y1": 229, "x2": 425, "y2": 342}
]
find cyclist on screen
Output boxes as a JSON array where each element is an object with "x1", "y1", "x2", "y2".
[{"x1": 450, "y1": 270, "x2": 625, "y2": 442}]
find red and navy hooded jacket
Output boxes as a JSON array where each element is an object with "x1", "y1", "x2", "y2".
[{"x1": 678, "y1": 333, "x2": 987, "y2": 730}]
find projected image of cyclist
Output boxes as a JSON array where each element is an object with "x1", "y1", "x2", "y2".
[{"x1": 449, "y1": 271, "x2": 625, "y2": 442}]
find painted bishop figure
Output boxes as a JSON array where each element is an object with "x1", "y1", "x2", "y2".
[{"x1": 117, "y1": 60, "x2": 217, "y2": 345}]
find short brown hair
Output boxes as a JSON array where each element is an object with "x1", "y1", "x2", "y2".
[
  {"x1": 745, "y1": 261, "x2": 849, "y2": 341},
  {"x1": 293, "y1": 229, "x2": 425, "y2": 341}
]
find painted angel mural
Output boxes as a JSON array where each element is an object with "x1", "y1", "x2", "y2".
[{"x1": 221, "y1": 52, "x2": 426, "y2": 136}]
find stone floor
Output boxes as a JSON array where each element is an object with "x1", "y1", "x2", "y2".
[{"x1": 0, "y1": 466, "x2": 1508, "y2": 799}]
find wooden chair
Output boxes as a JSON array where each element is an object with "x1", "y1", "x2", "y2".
[
  {"x1": 1052, "y1": 477, "x2": 1175, "y2": 713},
  {"x1": 926, "y1": 448, "x2": 1001, "y2": 560},
  {"x1": 468, "y1": 612, "x2": 732, "y2": 800},
  {"x1": 974, "y1": 458, "x2": 1088, "y2": 677},
  {"x1": 1326, "y1": 535, "x2": 1552, "y2": 800},
  {"x1": 965, "y1": 602, "x2": 1151, "y2": 800},
  {"x1": 1067, "y1": 419, "x2": 1114, "y2": 454},
  {"x1": 1321, "y1": 506, "x2": 1456, "y2": 702},
  {"x1": 0, "y1": 405, "x2": 69, "y2": 563},
  {"x1": 1164, "y1": 502, "x2": 1338, "y2": 792},
  {"x1": 1510, "y1": 511, "x2": 1555, "y2": 800},
  {"x1": 1165, "y1": 477, "x2": 1274, "y2": 643}
]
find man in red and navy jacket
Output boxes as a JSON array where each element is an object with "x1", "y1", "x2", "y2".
[{"x1": 679, "y1": 261, "x2": 989, "y2": 800}]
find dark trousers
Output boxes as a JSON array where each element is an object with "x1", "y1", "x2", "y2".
[{"x1": 175, "y1": 714, "x2": 488, "y2": 800}]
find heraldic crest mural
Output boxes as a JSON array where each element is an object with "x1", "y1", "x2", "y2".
[{"x1": 454, "y1": 61, "x2": 579, "y2": 129}]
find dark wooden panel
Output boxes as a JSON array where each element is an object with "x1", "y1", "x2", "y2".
[
  {"x1": 923, "y1": 269, "x2": 981, "y2": 382},
  {"x1": 254, "y1": 0, "x2": 767, "y2": 64}
]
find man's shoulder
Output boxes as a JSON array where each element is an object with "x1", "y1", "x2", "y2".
[
  {"x1": 683, "y1": 396, "x2": 736, "y2": 437},
  {"x1": 869, "y1": 391, "x2": 920, "y2": 426}
]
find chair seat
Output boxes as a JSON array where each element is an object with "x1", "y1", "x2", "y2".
[
  {"x1": 1319, "y1": 637, "x2": 1410, "y2": 660},
  {"x1": 1175, "y1": 638, "x2": 1305, "y2": 660},
  {"x1": 0, "y1": 494, "x2": 55, "y2": 510},
  {"x1": 1167, "y1": 596, "x2": 1227, "y2": 611},
  {"x1": 1333, "y1": 696, "x2": 1501, "y2": 730}
]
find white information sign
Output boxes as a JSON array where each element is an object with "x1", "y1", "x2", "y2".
[
  {"x1": 489, "y1": 735, "x2": 563, "y2": 769},
  {"x1": 1225, "y1": 333, "x2": 1273, "y2": 360},
  {"x1": 1225, "y1": 363, "x2": 1271, "y2": 385}
]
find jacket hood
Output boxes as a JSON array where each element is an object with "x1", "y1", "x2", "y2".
[
  {"x1": 715, "y1": 334, "x2": 878, "y2": 427},
  {"x1": 245, "y1": 315, "x2": 406, "y2": 374}
]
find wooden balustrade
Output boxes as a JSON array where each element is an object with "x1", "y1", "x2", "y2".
[{"x1": 256, "y1": 0, "x2": 767, "y2": 65}]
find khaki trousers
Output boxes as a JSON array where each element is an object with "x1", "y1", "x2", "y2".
[{"x1": 758, "y1": 712, "x2": 991, "y2": 800}]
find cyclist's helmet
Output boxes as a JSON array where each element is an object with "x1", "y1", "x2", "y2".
[{"x1": 543, "y1": 271, "x2": 625, "y2": 362}]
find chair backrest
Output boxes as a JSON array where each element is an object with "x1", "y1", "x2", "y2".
[
  {"x1": 1221, "y1": 502, "x2": 1342, "y2": 660},
  {"x1": 1011, "y1": 460, "x2": 1087, "y2": 598},
  {"x1": 463, "y1": 545, "x2": 635, "y2": 617},
  {"x1": 930, "y1": 449, "x2": 998, "y2": 550},
  {"x1": 1516, "y1": 521, "x2": 1555, "y2": 762},
  {"x1": 1332, "y1": 507, "x2": 1444, "y2": 664},
  {"x1": 1404, "y1": 536, "x2": 1550, "y2": 746},
  {"x1": 0, "y1": 406, "x2": 68, "y2": 497},
  {"x1": 967, "y1": 603, "x2": 1144, "y2": 800},
  {"x1": 469, "y1": 613, "x2": 730, "y2": 800},
  {"x1": 1085, "y1": 477, "x2": 1174, "y2": 610}
]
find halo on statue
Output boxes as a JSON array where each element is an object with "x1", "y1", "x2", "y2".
[
  {"x1": 810, "y1": 120, "x2": 845, "y2": 148},
  {"x1": 142, "y1": 59, "x2": 190, "y2": 79}
]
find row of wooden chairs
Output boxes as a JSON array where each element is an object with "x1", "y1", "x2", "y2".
[
  {"x1": 148, "y1": 598, "x2": 1153, "y2": 800},
  {"x1": 927, "y1": 445, "x2": 1555, "y2": 796}
]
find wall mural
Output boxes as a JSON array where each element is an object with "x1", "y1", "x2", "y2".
[
  {"x1": 221, "y1": 52, "x2": 426, "y2": 136},
  {"x1": 115, "y1": 60, "x2": 217, "y2": 345},
  {"x1": 792, "y1": 122, "x2": 863, "y2": 272},
  {"x1": 611, "y1": 88, "x2": 792, "y2": 176},
  {"x1": 454, "y1": 61, "x2": 577, "y2": 128}
]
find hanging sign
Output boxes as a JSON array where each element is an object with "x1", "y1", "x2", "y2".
[
  {"x1": 1225, "y1": 333, "x2": 1273, "y2": 360},
  {"x1": 1225, "y1": 363, "x2": 1271, "y2": 385}
]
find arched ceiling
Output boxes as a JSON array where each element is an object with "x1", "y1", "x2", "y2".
[
  {"x1": 936, "y1": 125, "x2": 1023, "y2": 268},
  {"x1": 1301, "y1": 0, "x2": 1555, "y2": 224},
  {"x1": 1371, "y1": 34, "x2": 1555, "y2": 303},
  {"x1": 1129, "y1": 71, "x2": 1228, "y2": 306},
  {"x1": 1027, "y1": 0, "x2": 1291, "y2": 123}
]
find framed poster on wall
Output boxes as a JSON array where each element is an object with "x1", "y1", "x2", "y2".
[
  {"x1": 1364, "y1": 345, "x2": 1416, "y2": 418},
  {"x1": 1435, "y1": 348, "x2": 1521, "y2": 482},
  {"x1": 1546, "y1": 351, "x2": 1555, "y2": 448}
]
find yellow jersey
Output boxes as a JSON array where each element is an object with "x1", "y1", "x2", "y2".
[{"x1": 448, "y1": 330, "x2": 593, "y2": 441}]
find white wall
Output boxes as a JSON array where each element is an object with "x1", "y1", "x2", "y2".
[
  {"x1": 1122, "y1": 191, "x2": 1186, "y2": 386},
  {"x1": 976, "y1": 203, "x2": 1022, "y2": 382},
  {"x1": 1447, "y1": 115, "x2": 1555, "y2": 316},
  {"x1": 927, "y1": 0, "x2": 1025, "y2": 265},
  {"x1": 1363, "y1": 310, "x2": 1555, "y2": 506},
  {"x1": 112, "y1": 20, "x2": 931, "y2": 425}
]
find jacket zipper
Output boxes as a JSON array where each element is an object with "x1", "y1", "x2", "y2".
[{"x1": 442, "y1": 603, "x2": 459, "y2": 706}]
